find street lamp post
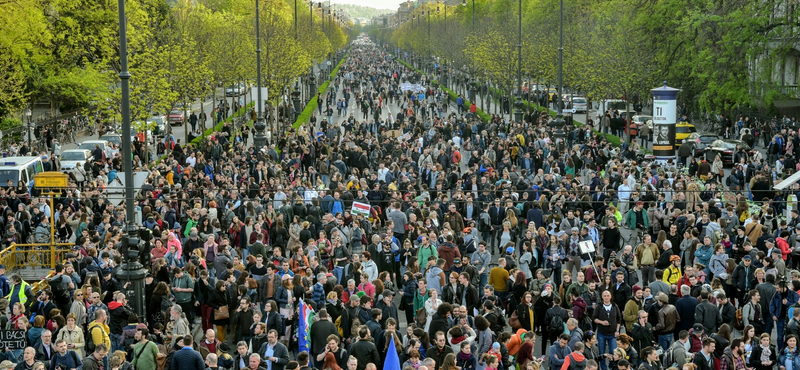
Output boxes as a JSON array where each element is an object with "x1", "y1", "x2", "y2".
[
  {"x1": 117, "y1": 0, "x2": 147, "y2": 320},
  {"x1": 254, "y1": 0, "x2": 267, "y2": 151},
  {"x1": 513, "y1": 0, "x2": 523, "y2": 123},
  {"x1": 551, "y1": 0, "x2": 566, "y2": 137},
  {"x1": 25, "y1": 106, "x2": 32, "y2": 149}
]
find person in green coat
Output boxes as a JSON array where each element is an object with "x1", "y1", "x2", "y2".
[
  {"x1": 131, "y1": 327, "x2": 159, "y2": 370},
  {"x1": 417, "y1": 239, "x2": 438, "y2": 270},
  {"x1": 412, "y1": 280, "x2": 429, "y2": 321},
  {"x1": 624, "y1": 201, "x2": 650, "y2": 247}
]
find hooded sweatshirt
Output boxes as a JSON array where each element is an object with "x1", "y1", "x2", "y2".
[
  {"x1": 426, "y1": 266, "x2": 445, "y2": 294},
  {"x1": 560, "y1": 350, "x2": 586, "y2": 370},
  {"x1": 507, "y1": 328, "x2": 528, "y2": 356},
  {"x1": 571, "y1": 297, "x2": 588, "y2": 321}
]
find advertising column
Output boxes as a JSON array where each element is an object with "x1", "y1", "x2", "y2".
[{"x1": 651, "y1": 83, "x2": 680, "y2": 162}]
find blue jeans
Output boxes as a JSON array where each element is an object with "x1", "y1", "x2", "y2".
[
  {"x1": 597, "y1": 332, "x2": 617, "y2": 370},
  {"x1": 658, "y1": 334, "x2": 673, "y2": 352},
  {"x1": 479, "y1": 273, "x2": 488, "y2": 289},
  {"x1": 777, "y1": 319, "x2": 786, "y2": 351},
  {"x1": 110, "y1": 333, "x2": 122, "y2": 352},
  {"x1": 334, "y1": 266, "x2": 344, "y2": 283},
  {"x1": 242, "y1": 245, "x2": 252, "y2": 262}
]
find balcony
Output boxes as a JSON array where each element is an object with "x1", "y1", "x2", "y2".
[{"x1": 782, "y1": 85, "x2": 799, "y2": 97}]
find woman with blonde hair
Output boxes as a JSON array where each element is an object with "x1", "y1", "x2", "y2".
[
  {"x1": 504, "y1": 209, "x2": 518, "y2": 230},
  {"x1": 57, "y1": 312, "x2": 85, "y2": 357},
  {"x1": 70, "y1": 289, "x2": 87, "y2": 328},
  {"x1": 8, "y1": 302, "x2": 27, "y2": 330}
]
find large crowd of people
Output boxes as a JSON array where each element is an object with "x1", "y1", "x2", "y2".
[{"x1": 0, "y1": 36, "x2": 797, "y2": 370}]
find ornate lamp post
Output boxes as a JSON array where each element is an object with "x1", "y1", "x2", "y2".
[
  {"x1": 292, "y1": 83, "x2": 302, "y2": 123},
  {"x1": 253, "y1": 0, "x2": 267, "y2": 150}
]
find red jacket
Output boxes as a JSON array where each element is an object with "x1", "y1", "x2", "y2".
[{"x1": 777, "y1": 237, "x2": 791, "y2": 260}]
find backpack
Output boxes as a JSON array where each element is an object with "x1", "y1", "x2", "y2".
[
  {"x1": 661, "y1": 346, "x2": 678, "y2": 368},
  {"x1": 733, "y1": 307, "x2": 745, "y2": 330},
  {"x1": 549, "y1": 311, "x2": 566, "y2": 332},
  {"x1": 335, "y1": 316, "x2": 345, "y2": 337},
  {"x1": 465, "y1": 238, "x2": 477, "y2": 254},
  {"x1": 85, "y1": 325, "x2": 103, "y2": 354},
  {"x1": 566, "y1": 353, "x2": 587, "y2": 370},
  {"x1": 479, "y1": 214, "x2": 491, "y2": 232},
  {"x1": 50, "y1": 275, "x2": 70, "y2": 302},
  {"x1": 579, "y1": 314, "x2": 593, "y2": 332}
]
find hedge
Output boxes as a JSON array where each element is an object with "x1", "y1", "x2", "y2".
[
  {"x1": 486, "y1": 85, "x2": 623, "y2": 146},
  {"x1": 395, "y1": 57, "x2": 491, "y2": 123},
  {"x1": 291, "y1": 54, "x2": 349, "y2": 130},
  {"x1": 151, "y1": 101, "x2": 256, "y2": 168}
]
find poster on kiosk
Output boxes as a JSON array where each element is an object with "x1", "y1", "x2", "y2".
[{"x1": 651, "y1": 82, "x2": 680, "y2": 163}]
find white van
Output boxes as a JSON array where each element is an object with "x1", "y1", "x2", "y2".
[{"x1": 0, "y1": 156, "x2": 45, "y2": 192}]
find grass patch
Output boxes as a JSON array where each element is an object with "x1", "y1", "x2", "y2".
[
  {"x1": 485, "y1": 85, "x2": 623, "y2": 146},
  {"x1": 395, "y1": 57, "x2": 490, "y2": 123},
  {"x1": 291, "y1": 54, "x2": 349, "y2": 130}
]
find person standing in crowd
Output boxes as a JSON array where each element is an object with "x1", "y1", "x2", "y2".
[{"x1": 5, "y1": 40, "x2": 800, "y2": 370}]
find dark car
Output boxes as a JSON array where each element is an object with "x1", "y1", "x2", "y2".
[
  {"x1": 704, "y1": 139, "x2": 755, "y2": 166},
  {"x1": 685, "y1": 132, "x2": 719, "y2": 156}
]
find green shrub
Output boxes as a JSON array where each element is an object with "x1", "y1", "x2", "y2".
[
  {"x1": 291, "y1": 54, "x2": 348, "y2": 130},
  {"x1": 0, "y1": 118, "x2": 22, "y2": 131},
  {"x1": 395, "y1": 57, "x2": 492, "y2": 123},
  {"x1": 485, "y1": 85, "x2": 623, "y2": 146}
]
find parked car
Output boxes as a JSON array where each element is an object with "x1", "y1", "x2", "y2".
[
  {"x1": 571, "y1": 97, "x2": 588, "y2": 113},
  {"x1": 226, "y1": 83, "x2": 247, "y2": 97},
  {"x1": 684, "y1": 132, "x2": 719, "y2": 156},
  {"x1": 59, "y1": 149, "x2": 92, "y2": 171},
  {"x1": 168, "y1": 109, "x2": 184, "y2": 126},
  {"x1": 632, "y1": 115, "x2": 653, "y2": 129},
  {"x1": 100, "y1": 134, "x2": 122, "y2": 147},
  {"x1": 149, "y1": 115, "x2": 167, "y2": 136},
  {"x1": 703, "y1": 139, "x2": 755, "y2": 166}
]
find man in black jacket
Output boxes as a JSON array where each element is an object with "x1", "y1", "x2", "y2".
[
  {"x1": 426, "y1": 331, "x2": 454, "y2": 370},
  {"x1": 593, "y1": 290, "x2": 623, "y2": 365},
  {"x1": 692, "y1": 338, "x2": 716, "y2": 370},
  {"x1": 349, "y1": 326, "x2": 380, "y2": 370},
  {"x1": 233, "y1": 341, "x2": 252, "y2": 370},
  {"x1": 718, "y1": 294, "x2": 737, "y2": 328},
  {"x1": 428, "y1": 303, "x2": 452, "y2": 340},
  {"x1": 787, "y1": 308, "x2": 800, "y2": 340},
  {"x1": 258, "y1": 330, "x2": 290, "y2": 370},
  {"x1": 694, "y1": 290, "x2": 722, "y2": 334}
]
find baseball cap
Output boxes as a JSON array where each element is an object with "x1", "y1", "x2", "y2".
[
  {"x1": 743, "y1": 255, "x2": 752, "y2": 261},
  {"x1": 505, "y1": 247, "x2": 515, "y2": 254}
]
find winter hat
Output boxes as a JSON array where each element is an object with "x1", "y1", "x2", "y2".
[{"x1": 632, "y1": 286, "x2": 642, "y2": 295}]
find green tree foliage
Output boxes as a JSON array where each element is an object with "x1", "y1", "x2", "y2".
[
  {"x1": 382, "y1": 0, "x2": 800, "y2": 116},
  {"x1": 0, "y1": 0, "x2": 351, "y2": 121}
]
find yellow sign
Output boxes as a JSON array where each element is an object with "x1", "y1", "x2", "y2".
[{"x1": 34, "y1": 173, "x2": 68, "y2": 188}]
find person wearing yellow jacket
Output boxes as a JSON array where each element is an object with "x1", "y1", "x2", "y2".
[
  {"x1": 663, "y1": 255, "x2": 682, "y2": 285},
  {"x1": 87, "y1": 309, "x2": 112, "y2": 352}
]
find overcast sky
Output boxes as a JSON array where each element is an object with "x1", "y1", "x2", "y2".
[{"x1": 330, "y1": 0, "x2": 399, "y2": 11}]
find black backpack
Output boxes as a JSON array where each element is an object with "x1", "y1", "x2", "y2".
[
  {"x1": 85, "y1": 325, "x2": 104, "y2": 353},
  {"x1": 478, "y1": 214, "x2": 491, "y2": 232},
  {"x1": 549, "y1": 311, "x2": 565, "y2": 332},
  {"x1": 50, "y1": 276, "x2": 70, "y2": 302}
]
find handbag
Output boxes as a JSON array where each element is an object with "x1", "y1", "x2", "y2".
[
  {"x1": 214, "y1": 306, "x2": 229, "y2": 320},
  {"x1": 415, "y1": 307, "x2": 427, "y2": 326},
  {"x1": 509, "y1": 310, "x2": 522, "y2": 331}
]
